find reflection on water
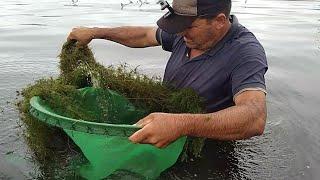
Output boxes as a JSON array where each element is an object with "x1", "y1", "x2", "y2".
[{"x1": 0, "y1": 0, "x2": 320, "y2": 179}]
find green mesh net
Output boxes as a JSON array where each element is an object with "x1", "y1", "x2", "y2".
[{"x1": 29, "y1": 87, "x2": 186, "y2": 179}]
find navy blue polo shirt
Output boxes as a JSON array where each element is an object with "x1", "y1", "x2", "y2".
[{"x1": 156, "y1": 15, "x2": 268, "y2": 113}]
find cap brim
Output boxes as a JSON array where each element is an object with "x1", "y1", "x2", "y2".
[{"x1": 157, "y1": 14, "x2": 197, "y2": 34}]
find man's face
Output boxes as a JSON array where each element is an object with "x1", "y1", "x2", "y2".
[{"x1": 179, "y1": 16, "x2": 222, "y2": 51}]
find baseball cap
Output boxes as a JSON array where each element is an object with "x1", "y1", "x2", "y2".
[{"x1": 157, "y1": 0, "x2": 229, "y2": 34}]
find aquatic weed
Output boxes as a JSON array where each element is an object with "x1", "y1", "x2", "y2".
[{"x1": 18, "y1": 40, "x2": 206, "y2": 166}]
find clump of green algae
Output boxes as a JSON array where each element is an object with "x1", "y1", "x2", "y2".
[
  {"x1": 59, "y1": 41, "x2": 204, "y2": 115},
  {"x1": 17, "y1": 40, "x2": 206, "y2": 173}
]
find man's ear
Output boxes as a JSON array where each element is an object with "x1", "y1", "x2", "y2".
[{"x1": 213, "y1": 13, "x2": 227, "y2": 29}]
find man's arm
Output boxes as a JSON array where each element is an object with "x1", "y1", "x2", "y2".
[
  {"x1": 67, "y1": 26, "x2": 159, "y2": 47},
  {"x1": 129, "y1": 90, "x2": 266, "y2": 148},
  {"x1": 183, "y1": 90, "x2": 266, "y2": 140}
]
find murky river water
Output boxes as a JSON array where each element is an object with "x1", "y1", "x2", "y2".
[{"x1": 0, "y1": 0, "x2": 319, "y2": 179}]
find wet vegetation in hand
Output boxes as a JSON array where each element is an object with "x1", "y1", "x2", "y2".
[{"x1": 17, "y1": 40, "x2": 206, "y2": 178}]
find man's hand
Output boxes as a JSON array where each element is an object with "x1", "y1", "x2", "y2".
[
  {"x1": 67, "y1": 27, "x2": 95, "y2": 46},
  {"x1": 129, "y1": 113, "x2": 185, "y2": 148}
]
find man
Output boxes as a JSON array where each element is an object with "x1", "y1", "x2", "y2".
[{"x1": 68, "y1": 0, "x2": 268, "y2": 149}]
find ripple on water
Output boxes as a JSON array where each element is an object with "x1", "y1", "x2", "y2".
[
  {"x1": 19, "y1": 23, "x2": 48, "y2": 26},
  {"x1": 12, "y1": 3, "x2": 30, "y2": 6},
  {"x1": 63, "y1": 4, "x2": 94, "y2": 7},
  {"x1": 234, "y1": 125, "x2": 295, "y2": 179},
  {"x1": 40, "y1": 15, "x2": 62, "y2": 18}
]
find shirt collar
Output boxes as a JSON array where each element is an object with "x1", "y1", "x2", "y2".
[{"x1": 206, "y1": 15, "x2": 240, "y2": 57}]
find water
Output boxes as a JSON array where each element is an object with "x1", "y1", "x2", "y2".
[{"x1": 0, "y1": 0, "x2": 319, "y2": 179}]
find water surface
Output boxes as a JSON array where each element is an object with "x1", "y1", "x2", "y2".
[{"x1": 0, "y1": 0, "x2": 319, "y2": 179}]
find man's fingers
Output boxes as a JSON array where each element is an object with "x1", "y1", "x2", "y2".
[
  {"x1": 67, "y1": 33, "x2": 82, "y2": 46},
  {"x1": 142, "y1": 137, "x2": 158, "y2": 144},
  {"x1": 155, "y1": 141, "x2": 169, "y2": 149},
  {"x1": 135, "y1": 117, "x2": 151, "y2": 127},
  {"x1": 67, "y1": 33, "x2": 78, "y2": 44},
  {"x1": 129, "y1": 128, "x2": 148, "y2": 144},
  {"x1": 67, "y1": 33, "x2": 73, "y2": 41},
  {"x1": 76, "y1": 41, "x2": 85, "y2": 48}
]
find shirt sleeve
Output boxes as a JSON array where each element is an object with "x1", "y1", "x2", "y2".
[
  {"x1": 231, "y1": 43, "x2": 268, "y2": 98},
  {"x1": 156, "y1": 28, "x2": 178, "y2": 52}
]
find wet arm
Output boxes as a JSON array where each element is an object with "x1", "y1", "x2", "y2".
[
  {"x1": 129, "y1": 90, "x2": 267, "y2": 148},
  {"x1": 68, "y1": 26, "x2": 159, "y2": 48},
  {"x1": 180, "y1": 90, "x2": 267, "y2": 140},
  {"x1": 93, "y1": 26, "x2": 159, "y2": 47}
]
